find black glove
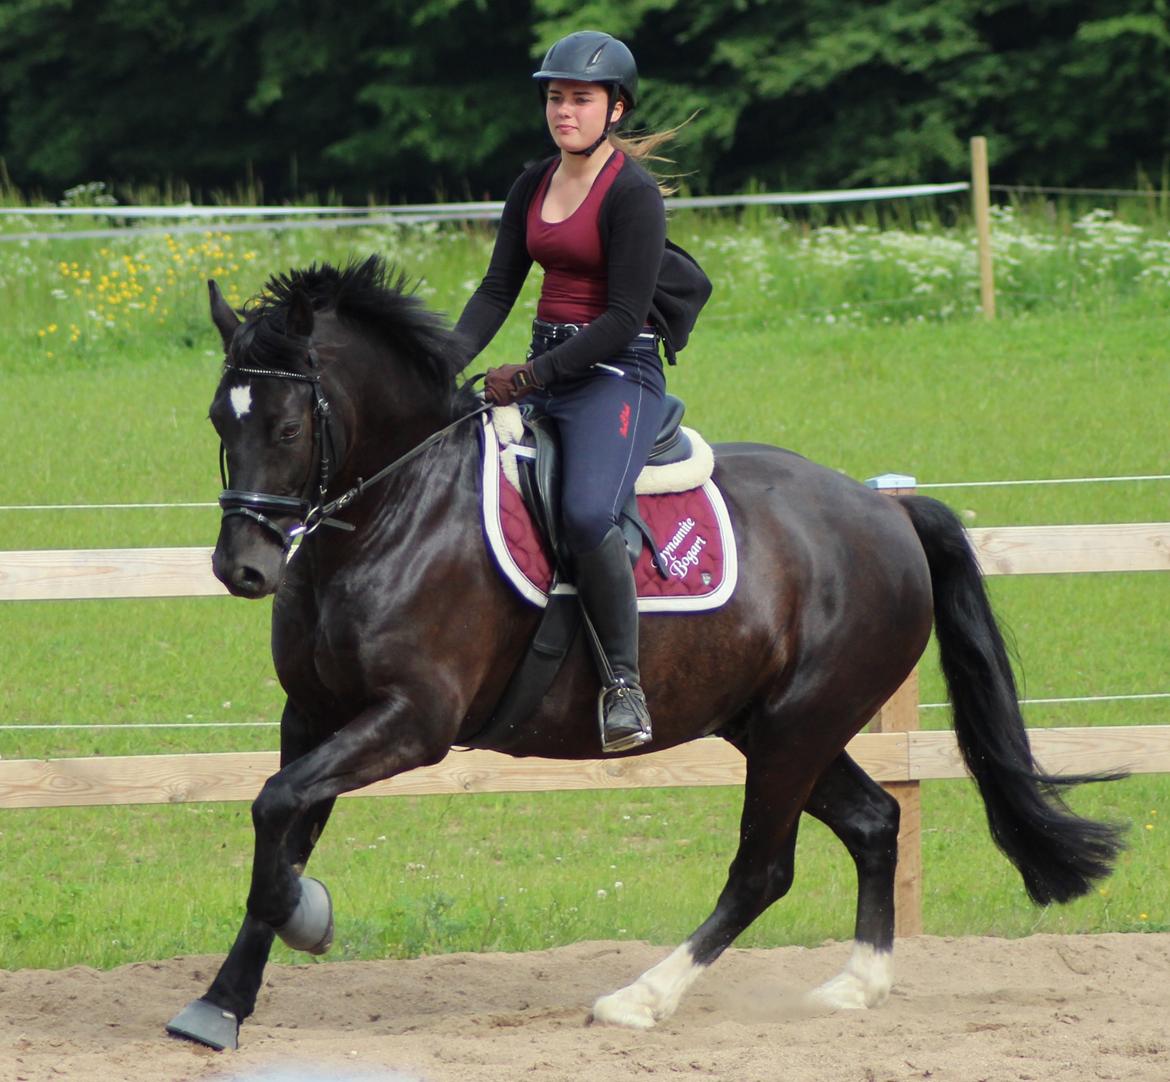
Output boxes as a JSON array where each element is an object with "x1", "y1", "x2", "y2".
[{"x1": 484, "y1": 362, "x2": 542, "y2": 406}]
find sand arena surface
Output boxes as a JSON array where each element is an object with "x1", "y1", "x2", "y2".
[{"x1": 2, "y1": 934, "x2": 1169, "y2": 1081}]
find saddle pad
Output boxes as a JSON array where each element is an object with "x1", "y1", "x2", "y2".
[{"x1": 481, "y1": 415, "x2": 738, "y2": 612}]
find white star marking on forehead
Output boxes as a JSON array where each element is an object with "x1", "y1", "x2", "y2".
[{"x1": 230, "y1": 384, "x2": 252, "y2": 420}]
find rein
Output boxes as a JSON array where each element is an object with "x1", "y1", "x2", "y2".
[
  {"x1": 218, "y1": 348, "x2": 490, "y2": 550},
  {"x1": 295, "y1": 402, "x2": 491, "y2": 540}
]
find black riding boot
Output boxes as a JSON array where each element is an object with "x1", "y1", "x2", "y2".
[{"x1": 574, "y1": 525, "x2": 653, "y2": 754}]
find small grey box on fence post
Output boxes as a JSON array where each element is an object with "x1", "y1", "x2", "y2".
[{"x1": 865, "y1": 473, "x2": 917, "y2": 491}]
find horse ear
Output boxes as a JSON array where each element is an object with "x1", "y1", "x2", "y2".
[
  {"x1": 209, "y1": 280, "x2": 240, "y2": 350},
  {"x1": 285, "y1": 289, "x2": 315, "y2": 339}
]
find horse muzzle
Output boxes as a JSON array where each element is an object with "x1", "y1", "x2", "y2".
[{"x1": 213, "y1": 515, "x2": 290, "y2": 599}]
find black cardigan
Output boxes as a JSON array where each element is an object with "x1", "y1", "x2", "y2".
[{"x1": 455, "y1": 153, "x2": 708, "y2": 384}]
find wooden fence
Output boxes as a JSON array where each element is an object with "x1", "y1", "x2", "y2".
[{"x1": 3, "y1": 519, "x2": 1170, "y2": 934}]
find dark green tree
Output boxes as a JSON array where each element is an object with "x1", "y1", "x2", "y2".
[{"x1": 1, "y1": 0, "x2": 1167, "y2": 199}]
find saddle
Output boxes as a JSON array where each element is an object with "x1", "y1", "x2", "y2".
[{"x1": 513, "y1": 393, "x2": 695, "y2": 580}]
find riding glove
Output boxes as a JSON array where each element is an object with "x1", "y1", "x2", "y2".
[{"x1": 484, "y1": 362, "x2": 541, "y2": 406}]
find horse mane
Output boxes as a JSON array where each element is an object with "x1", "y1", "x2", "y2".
[{"x1": 246, "y1": 255, "x2": 473, "y2": 401}]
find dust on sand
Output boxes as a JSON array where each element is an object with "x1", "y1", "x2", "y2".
[{"x1": 2, "y1": 934, "x2": 1168, "y2": 1082}]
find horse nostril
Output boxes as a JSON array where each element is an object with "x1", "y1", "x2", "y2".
[{"x1": 231, "y1": 565, "x2": 267, "y2": 592}]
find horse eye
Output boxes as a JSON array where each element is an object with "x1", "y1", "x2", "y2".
[{"x1": 279, "y1": 423, "x2": 303, "y2": 442}]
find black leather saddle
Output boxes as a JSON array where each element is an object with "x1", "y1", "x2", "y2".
[{"x1": 514, "y1": 393, "x2": 690, "y2": 579}]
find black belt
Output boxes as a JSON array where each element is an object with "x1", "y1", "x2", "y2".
[{"x1": 532, "y1": 319, "x2": 658, "y2": 344}]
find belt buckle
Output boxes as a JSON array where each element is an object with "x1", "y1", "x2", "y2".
[{"x1": 534, "y1": 320, "x2": 582, "y2": 342}]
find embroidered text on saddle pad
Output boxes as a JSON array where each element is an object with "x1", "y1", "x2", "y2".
[{"x1": 480, "y1": 416, "x2": 738, "y2": 612}]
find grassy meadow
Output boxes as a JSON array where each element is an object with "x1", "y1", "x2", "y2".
[{"x1": 2, "y1": 192, "x2": 1169, "y2": 970}]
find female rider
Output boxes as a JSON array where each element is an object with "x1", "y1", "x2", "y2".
[{"x1": 456, "y1": 30, "x2": 685, "y2": 754}]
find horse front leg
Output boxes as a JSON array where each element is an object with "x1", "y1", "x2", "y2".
[
  {"x1": 166, "y1": 798, "x2": 336, "y2": 1049},
  {"x1": 167, "y1": 699, "x2": 337, "y2": 1049},
  {"x1": 245, "y1": 701, "x2": 450, "y2": 926},
  {"x1": 169, "y1": 695, "x2": 451, "y2": 1049}
]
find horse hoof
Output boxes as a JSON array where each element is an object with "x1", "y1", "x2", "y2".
[
  {"x1": 808, "y1": 945, "x2": 893, "y2": 1010},
  {"x1": 590, "y1": 989, "x2": 658, "y2": 1030},
  {"x1": 166, "y1": 997, "x2": 240, "y2": 1051},
  {"x1": 275, "y1": 876, "x2": 334, "y2": 955}
]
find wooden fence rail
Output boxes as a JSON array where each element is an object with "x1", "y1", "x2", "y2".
[
  {"x1": 3, "y1": 521, "x2": 1170, "y2": 935},
  {"x1": 3, "y1": 727, "x2": 1169, "y2": 811},
  {"x1": 3, "y1": 524, "x2": 1169, "y2": 603}
]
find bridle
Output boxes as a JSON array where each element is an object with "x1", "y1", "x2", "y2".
[
  {"x1": 217, "y1": 341, "x2": 347, "y2": 551},
  {"x1": 217, "y1": 334, "x2": 490, "y2": 552}
]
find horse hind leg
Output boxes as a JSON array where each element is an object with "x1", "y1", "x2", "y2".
[
  {"x1": 804, "y1": 752, "x2": 900, "y2": 1010},
  {"x1": 591, "y1": 748, "x2": 806, "y2": 1029}
]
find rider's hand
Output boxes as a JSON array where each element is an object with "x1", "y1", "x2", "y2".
[{"x1": 484, "y1": 362, "x2": 542, "y2": 406}]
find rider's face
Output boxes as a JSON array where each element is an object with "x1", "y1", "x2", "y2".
[{"x1": 545, "y1": 79, "x2": 623, "y2": 152}]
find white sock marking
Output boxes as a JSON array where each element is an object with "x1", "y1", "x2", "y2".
[
  {"x1": 592, "y1": 943, "x2": 706, "y2": 1029},
  {"x1": 230, "y1": 384, "x2": 253, "y2": 419},
  {"x1": 809, "y1": 942, "x2": 893, "y2": 1010}
]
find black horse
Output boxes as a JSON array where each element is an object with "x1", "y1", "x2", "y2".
[{"x1": 168, "y1": 256, "x2": 1122, "y2": 1051}]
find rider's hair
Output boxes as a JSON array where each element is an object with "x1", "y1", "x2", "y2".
[{"x1": 609, "y1": 115, "x2": 696, "y2": 198}]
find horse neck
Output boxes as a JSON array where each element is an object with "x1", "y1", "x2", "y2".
[{"x1": 320, "y1": 324, "x2": 459, "y2": 493}]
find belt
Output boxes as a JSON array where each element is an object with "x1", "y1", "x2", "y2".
[{"x1": 532, "y1": 318, "x2": 658, "y2": 343}]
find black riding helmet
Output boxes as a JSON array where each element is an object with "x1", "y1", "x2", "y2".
[{"x1": 532, "y1": 30, "x2": 638, "y2": 156}]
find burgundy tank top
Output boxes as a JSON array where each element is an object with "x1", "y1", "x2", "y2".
[{"x1": 526, "y1": 151, "x2": 624, "y2": 324}]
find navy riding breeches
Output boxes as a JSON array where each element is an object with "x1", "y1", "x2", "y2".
[{"x1": 527, "y1": 335, "x2": 666, "y2": 555}]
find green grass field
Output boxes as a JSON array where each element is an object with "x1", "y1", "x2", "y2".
[{"x1": 2, "y1": 200, "x2": 1169, "y2": 970}]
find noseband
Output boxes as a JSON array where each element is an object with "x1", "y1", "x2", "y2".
[{"x1": 218, "y1": 334, "x2": 491, "y2": 552}]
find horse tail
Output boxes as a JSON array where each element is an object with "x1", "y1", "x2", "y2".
[{"x1": 898, "y1": 494, "x2": 1125, "y2": 905}]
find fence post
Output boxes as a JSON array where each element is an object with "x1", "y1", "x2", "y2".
[
  {"x1": 864, "y1": 473, "x2": 923, "y2": 937},
  {"x1": 970, "y1": 135, "x2": 996, "y2": 319}
]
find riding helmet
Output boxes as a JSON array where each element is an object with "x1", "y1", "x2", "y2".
[{"x1": 532, "y1": 30, "x2": 638, "y2": 110}]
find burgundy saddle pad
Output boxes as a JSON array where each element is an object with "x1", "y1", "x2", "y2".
[{"x1": 480, "y1": 415, "x2": 738, "y2": 612}]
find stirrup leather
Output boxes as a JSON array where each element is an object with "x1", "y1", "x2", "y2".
[{"x1": 597, "y1": 679, "x2": 653, "y2": 754}]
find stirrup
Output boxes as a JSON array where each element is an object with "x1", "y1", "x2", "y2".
[{"x1": 597, "y1": 680, "x2": 653, "y2": 754}]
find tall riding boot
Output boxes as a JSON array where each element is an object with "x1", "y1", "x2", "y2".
[{"x1": 574, "y1": 525, "x2": 653, "y2": 754}]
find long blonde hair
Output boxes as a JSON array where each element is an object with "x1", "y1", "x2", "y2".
[{"x1": 610, "y1": 115, "x2": 696, "y2": 197}]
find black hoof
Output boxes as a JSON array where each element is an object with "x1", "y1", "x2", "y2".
[{"x1": 166, "y1": 997, "x2": 240, "y2": 1051}]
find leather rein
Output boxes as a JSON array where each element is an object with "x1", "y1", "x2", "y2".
[{"x1": 218, "y1": 345, "x2": 490, "y2": 551}]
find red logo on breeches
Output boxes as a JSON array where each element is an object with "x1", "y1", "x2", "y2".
[{"x1": 618, "y1": 402, "x2": 631, "y2": 438}]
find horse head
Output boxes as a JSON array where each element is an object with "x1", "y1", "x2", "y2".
[
  {"x1": 206, "y1": 256, "x2": 472, "y2": 599},
  {"x1": 208, "y1": 279, "x2": 335, "y2": 597}
]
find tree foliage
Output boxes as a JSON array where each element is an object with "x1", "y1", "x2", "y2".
[{"x1": 1, "y1": 0, "x2": 1167, "y2": 200}]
